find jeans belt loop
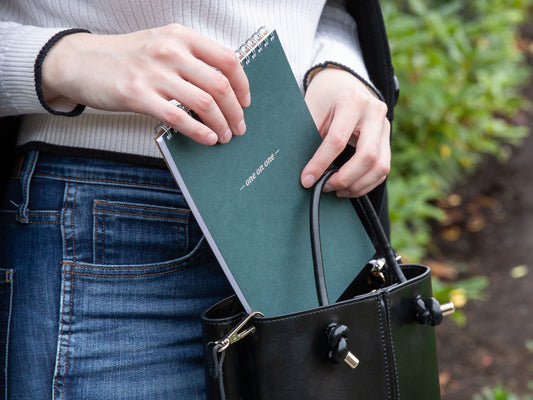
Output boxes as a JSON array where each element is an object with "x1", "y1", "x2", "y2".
[{"x1": 16, "y1": 150, "x2": 39, "y2": 224}]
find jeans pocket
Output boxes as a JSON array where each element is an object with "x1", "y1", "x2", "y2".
[
  {"x1": 93, "y1": 199, "x2": 190, "y2": 265},
  {"x1": 54, "y1": 239, "x2": 231, "y2": 400},
  {"x1": 0, "y1": 269, "x2": 13, "y2": 399}
]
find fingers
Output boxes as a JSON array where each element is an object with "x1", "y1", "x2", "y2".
[
  {"x1": 325, "y1": 107, "x2": 390, "y2": 197},
  {"x1": 165, "y1": 26, "x2": 250, "y2": 144},
  {"x1": 332, "y1": 124, "x2": 391, "y2": 197},
  {"x1": 144, "y1": 93, "x2": 219, "y2": 145},
  {"x1": 301, "y1": 78, "x2": 391, "y2": 197},
  {"x1": 40, "y1": 25, "x2": 250, "y2": 146},
  {"x1": 192, "y1": 42, "x2": 251, "y2": 108},
  {"x1": 300, "y1": 100, "x2": 359, "y2": 188},
  {"x1": 177, "y1": 60, "x2": 246, "y2": 143}
]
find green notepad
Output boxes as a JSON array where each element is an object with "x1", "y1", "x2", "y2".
[{"x1": 155, "y1": 28, "x2": 374, "y2": 317}]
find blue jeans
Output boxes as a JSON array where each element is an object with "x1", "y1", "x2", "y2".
[{"x1": 0, "y1": 151, "x2": 233, "y2": 399}]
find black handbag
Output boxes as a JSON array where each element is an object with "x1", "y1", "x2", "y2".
[{"x1": 201, "y1": 169, "x2": 454, "y2": 400}]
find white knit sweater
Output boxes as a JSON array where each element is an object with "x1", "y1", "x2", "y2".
[{"x1": 0, "y1": 0, "x2": 368, "y2": 159}]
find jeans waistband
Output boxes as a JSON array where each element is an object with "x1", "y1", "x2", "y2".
[{"x1": 20, "y1": 151, "x2": 180, "y2": 193}]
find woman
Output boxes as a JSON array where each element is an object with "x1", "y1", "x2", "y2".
[{"x1": 0, "y1": 1, "x2": 394, "y2": 398}]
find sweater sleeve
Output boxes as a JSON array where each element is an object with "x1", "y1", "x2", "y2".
[
  {"x1": 0, "y1": 21, "x2": 82, "y2": 117},
  {"x1": 307, "y1": 0, "x2": 374, "y2": 91}
]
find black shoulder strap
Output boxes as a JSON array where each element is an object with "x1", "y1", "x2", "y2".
[
  {"x1": 346, "y1": 0, "x2": 396, "y2": 121},
  {"x1": 343, "y1": 0, "x2": 396, "y2": 235}
]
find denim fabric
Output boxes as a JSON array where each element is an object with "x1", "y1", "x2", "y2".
[{"x1": 0, "y1": 151, "x2": 233, "y2": 400}]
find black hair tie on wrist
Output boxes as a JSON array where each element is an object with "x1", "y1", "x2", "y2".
[{"x1": 34, "y1": 28, "x2": 91, "y2": 116}]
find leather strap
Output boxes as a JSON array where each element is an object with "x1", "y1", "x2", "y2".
[{"x1": 310, "y1": 168, "x2": 406, "y2": 306}]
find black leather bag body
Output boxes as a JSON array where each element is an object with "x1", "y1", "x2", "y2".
[{"x1": 202, "y1": 170, "x2": 450, "y2": 400}]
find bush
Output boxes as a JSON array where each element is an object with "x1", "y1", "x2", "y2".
[{"x1": 383, "y1": 0, "x2": 532, "y2": 261}]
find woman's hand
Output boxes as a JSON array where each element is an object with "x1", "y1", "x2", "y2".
[
  {"x1": 301, "y1": 67, "x2": 391, "y2": 197},
  {"x1": 41, "y1": 24, "x2": 250, "y2": 145}
]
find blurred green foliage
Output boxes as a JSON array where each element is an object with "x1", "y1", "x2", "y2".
[
  {"x1": 383, "y1": 0, "x2": 532, "y2": 261},
  {"x1": 431, "y1": 275, "x2": 489, "y2": 325},
  {"x1": 471, "y1": 339, "x2": 533, "y2": 398},
  {"x1": 473, "y1": 385, "x2": 533, "y2": 400}
]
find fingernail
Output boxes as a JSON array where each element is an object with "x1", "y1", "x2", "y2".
[
  {"x1": 243, "y1": 92, "x2": 251, "y2": 107},
  {"x1": 237, "y1": 119, "x2": 246, "y2": 135},
  {"x1": 302, "y1": 174, "x2": 316, "y2": 188},
  {"x1": 323, "y1": 183, "x2": 333, "y2": 192},
  {"x1": 206, "y1": 133, "x2": 218, "y2": 145},
  {"x1": 223, "y1": 128, "x2": 232, "y2": 143}
]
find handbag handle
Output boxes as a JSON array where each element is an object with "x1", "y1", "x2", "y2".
[{"x1": 310, "y1": 168, "x2": 406, "y2": 307}]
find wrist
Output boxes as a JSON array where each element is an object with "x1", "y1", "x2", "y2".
[
  {"x1": 37, "y1": 29, "x2": 91, "y2": 116},
  {"x1": 304, "y1": 62, "x2": 382, "y2": 101}
]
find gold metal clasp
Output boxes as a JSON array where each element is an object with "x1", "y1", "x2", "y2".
[
  {"x1": 216, "y1": 311, "x2": 264, "y2": 353},
  {"x1": 440, "y1": 301, "x2": 456, "y2": 317},
  {"x1": 344, "y1": 351, "x2": 360, "y2": 369},
  {"x1": 369, "y1": 258, "x2": 387, "y2": 284},
  {"x1": 368, "y1": 254, "x2": 403, "y2": 288}
]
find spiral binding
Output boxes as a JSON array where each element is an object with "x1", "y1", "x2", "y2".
[{"x1": 235, "y1": 26, "x2": 275, "y2": 65}]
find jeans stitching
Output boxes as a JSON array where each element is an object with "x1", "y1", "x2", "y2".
[
  {"x1": 60, "y1": 236, "x2": 207, "y2": 275},
  {"x1": 92, "y1": 200, "x2": 191, "y2": 267},
  {"x1": 53, "y1": 263, "x2": 74, "y2": 400},
  {"x1": 63, "y1": 270, "x2": 74, "y2": 399},
  {"x1": 61, "y1": 183, "x2": 69, "y2": 262},
  {"x1": 54, "y1": 182, "x2": 77, "y2": 400},
  {"x1": 93, "y1": 200, "x2": 189, "y2": 214},
  {"x1": 67, "y1": 267, "x2": 190, "y2": 279},
  {"x1": 54, "y1": 182, "x2": 70, "y2": 399},
  {"x1": 94, "y1": 209, "x2": 188, "y2": 222},
  {"x1": 62, "y1": 184, "x2": 79, "y2": 397},
  {"x1": 101, "y1": 213, "x2": 106, "y2": 265},
  {"x1": 0, "y1": 220, "x2": 61, "y2": 225},
  {"x1": 2, "y1": 270, "x2": 13, "y2": 400},
  {"x1": 34, "y1": 172, "x2": 178, "y2": 191},
  {"x1": 54, "y1": 267, "x2": 65, "y2": 396},
  {"x1": 71, "y1": 184, "x2": 77, "y2": 263}
]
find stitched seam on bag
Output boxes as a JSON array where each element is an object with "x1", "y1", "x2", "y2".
[
  {"x1": 378, "y1": 294, "x2": 393, "y2": 399},
  {"x1": 222, "y1": 267, "x2": 430, "y2": 325},
  {"x1": 253, "y1": 296, "x2": 378, "y2": 324},
  {"x1": 385, "y1": 292, "x2": 401, "y2": 399},
  {"x1": 203, "y1": 316, "x2": 243, "y2": 326}
]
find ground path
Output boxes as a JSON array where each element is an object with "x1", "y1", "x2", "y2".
[{"x1": 435, "y1": 117, "x2": 533, "y2": 398}]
